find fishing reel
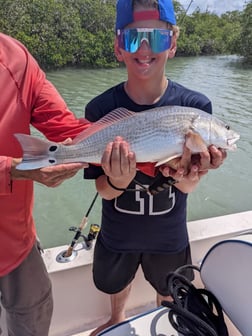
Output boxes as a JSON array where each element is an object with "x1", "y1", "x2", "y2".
[
  {"x1": 56, "y1": 223, "x2": 100, "y2": 263},
  {"x1": 57, "y1": 193, "x2": 100, "y2": 263},
  {"x1": 69, "y1": 223, "x2": 100, "y2": 250}
]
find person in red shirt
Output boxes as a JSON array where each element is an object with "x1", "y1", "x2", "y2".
[{"x1": 0, "y1": 32, "x2": 90, "y2": 336}]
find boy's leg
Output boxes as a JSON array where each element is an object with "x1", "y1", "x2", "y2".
[
  {"x1": 89, "y1": 284, "x2": 132, "y2": 336},
  {"x1": 90, "y1": 237, "x2": 140, "y2": 336},
  {"x1": 0, "y1": 242, "x2": 53, "y2": 336},
  {"x1": 142, "y1": 244, "x2": 193, "y2": 303}
]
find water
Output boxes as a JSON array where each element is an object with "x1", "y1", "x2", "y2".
[{"x1": 34, "y1": 55, "x2": 252, "y2": 248}]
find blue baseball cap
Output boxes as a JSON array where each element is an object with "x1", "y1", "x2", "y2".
[{"x1": 116, "y1": 0, "x2": 176, "y2": 30}]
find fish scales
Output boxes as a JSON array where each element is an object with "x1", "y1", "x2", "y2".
[
  {"x1": 14, "y1": 105, "x2": 240, "y2": 171},
  {"x1": 72, "y1": 108, "x2": 194, "y2": 163}
]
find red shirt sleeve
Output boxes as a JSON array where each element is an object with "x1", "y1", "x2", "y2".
[
  {"x1": 31, "y1": 78, "x2": 90, "y2": 142},
  {"x1": 0, "y1": 157, "x2": 13, "y2": 195},
  {"x1": 14, "y1": 37, "x2": 90, "y2": 142}
]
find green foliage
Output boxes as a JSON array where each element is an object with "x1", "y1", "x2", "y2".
[
  {"x1": 0, "y1": 0, "x2": 117, "y2": 69},
  {"x1": 0, "y1": 0, "x2": 249, "y2": 68},
  {"x1": 239, "y1": 1, "x2": 252, "y2": 63},
  {"x1": 176, "y1": 9, "x2": 242, "y2": 56},
  {"x1": 220, "y1": 11, "x2": 243, "y2": 54}
]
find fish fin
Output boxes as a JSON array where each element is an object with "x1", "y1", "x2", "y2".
[
  {"x1": 185, "y1": 130, "x2": 207, "y2": 152},
  {"x1": 14, "y1": 133, "x2": 60, "y2": 170},
  {"x1": 72, "y1": 108, "x2": 136, "y2": 144},
  {"x1": 155, "y1": 154, "x2": 181, "y2": 167},
  {"x1": 16, "y1": 158, "x2": 58, "y2": 170}
]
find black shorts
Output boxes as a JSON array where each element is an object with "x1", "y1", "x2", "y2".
[{"x1": 92, "y1": 236, "x2": 193, "y2": 296}]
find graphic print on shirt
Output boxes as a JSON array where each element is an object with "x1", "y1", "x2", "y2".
[{"x1": 114, "y1": 182, "x2": 176, "y2": 215}]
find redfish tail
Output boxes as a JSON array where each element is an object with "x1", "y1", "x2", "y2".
[{"x1": 14, "y1": 133, "x2": 60, "y2": 170}]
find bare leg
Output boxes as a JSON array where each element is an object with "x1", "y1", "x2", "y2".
[
  {"x1": 156, "y1": 292, "x2": 172, "y2": 307},
  {"x1": 89, "y1": 284, "x2": 132, "y2": 336}
]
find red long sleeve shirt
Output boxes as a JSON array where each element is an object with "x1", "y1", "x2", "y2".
[{"x1": 0, "y1": 33, "x2": 90, "y2": 276}]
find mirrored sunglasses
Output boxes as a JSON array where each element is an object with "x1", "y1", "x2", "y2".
[{"x1": 117, "y1": 28, "x2": 173, "y2": 54}]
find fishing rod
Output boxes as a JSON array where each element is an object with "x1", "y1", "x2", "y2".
[
  {"x1": 64, "y1": 192, "x2": 99, "y2": 257},
  {"x1": 179, "y1": 0, "x2": 194, "y2": 25}
]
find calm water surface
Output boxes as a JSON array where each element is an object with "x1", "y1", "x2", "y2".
[{"x1": 34, "y1": 56, "x2": 252, "y2": 248}]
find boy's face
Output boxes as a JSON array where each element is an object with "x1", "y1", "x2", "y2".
[{"x1": 115, "y1": 17, "x2": 177, "y2": 80}]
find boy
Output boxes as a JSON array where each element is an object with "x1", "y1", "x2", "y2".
[{"x1": 84, "y1": 1, "x2": 225, "y2": 335}]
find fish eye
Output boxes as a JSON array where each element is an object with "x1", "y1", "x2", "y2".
[{"x1": 225, "y1": 125, "x2": 230, "y2": 130}]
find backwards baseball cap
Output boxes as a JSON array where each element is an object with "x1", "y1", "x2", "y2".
[{"x1": 116, "y1": 0, "x2": 176, "y2": 30}]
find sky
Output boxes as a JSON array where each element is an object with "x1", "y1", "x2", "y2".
[{"x1": 178, "y1": 0, "x2": 247, "y2": 15}]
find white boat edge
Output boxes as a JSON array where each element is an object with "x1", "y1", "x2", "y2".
[{"x1": 2, "y1": 210, "x2": 252, "y2": 336}]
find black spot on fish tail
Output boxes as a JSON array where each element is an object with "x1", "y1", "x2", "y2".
[{"x1": 49, "y1": 145, "x2": 58, "y2": 152}]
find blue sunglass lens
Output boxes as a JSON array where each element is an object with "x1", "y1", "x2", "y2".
[{"x1": 118, "y1": 29, "x2": 173, "y2": 53}]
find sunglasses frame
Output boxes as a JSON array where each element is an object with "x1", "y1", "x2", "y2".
[{"x1": 117, "y1": 28, "x2": 173, "y2": 54}]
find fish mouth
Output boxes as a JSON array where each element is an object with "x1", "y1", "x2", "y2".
[{"x1": 227, "y1": 134, "x2": 240, "y2": 150}]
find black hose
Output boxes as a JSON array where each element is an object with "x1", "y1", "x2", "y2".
[{"x1": 161, "y1": 264, "x2": 229, "y2": 336}]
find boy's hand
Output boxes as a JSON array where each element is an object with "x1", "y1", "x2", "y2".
[
  {"x1": 199, "y1": 145, "x2": 227, "y2": 170},
  {"x1": 158, "y1": 145, "x2": 227, "y2": 193},
  {"x1": 101, "y1": 136, "x2": 136, "y2": 188},
  {"x1": 161, "y1": 144, "x2": 227, "y2": 176}
]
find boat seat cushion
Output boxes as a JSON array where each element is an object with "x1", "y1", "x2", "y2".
[{"x1": 200, "y1": 234, "x2": 252, "y2": 336}]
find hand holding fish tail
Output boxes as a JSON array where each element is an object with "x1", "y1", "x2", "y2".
[
  {"x1": 11, "y1": 159, "x2": 88, "y2": 187},
  {"x1": 97, "y1": 137, "x2": 136, "y2": 200},
  {"x1": 39, "y1": 162, "x2": 88, "y2": 187},
  {"x1": 10, "y1": 137, "x2": 88, "y2": 187}
]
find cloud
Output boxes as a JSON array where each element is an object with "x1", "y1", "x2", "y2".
[{"x1": 179, "y1": 0, "x2": 246, "y2": 15}]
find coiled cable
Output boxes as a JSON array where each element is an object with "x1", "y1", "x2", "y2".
[{"x1": 161, "y1": 265, "x2": 229, "y2": 336}]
